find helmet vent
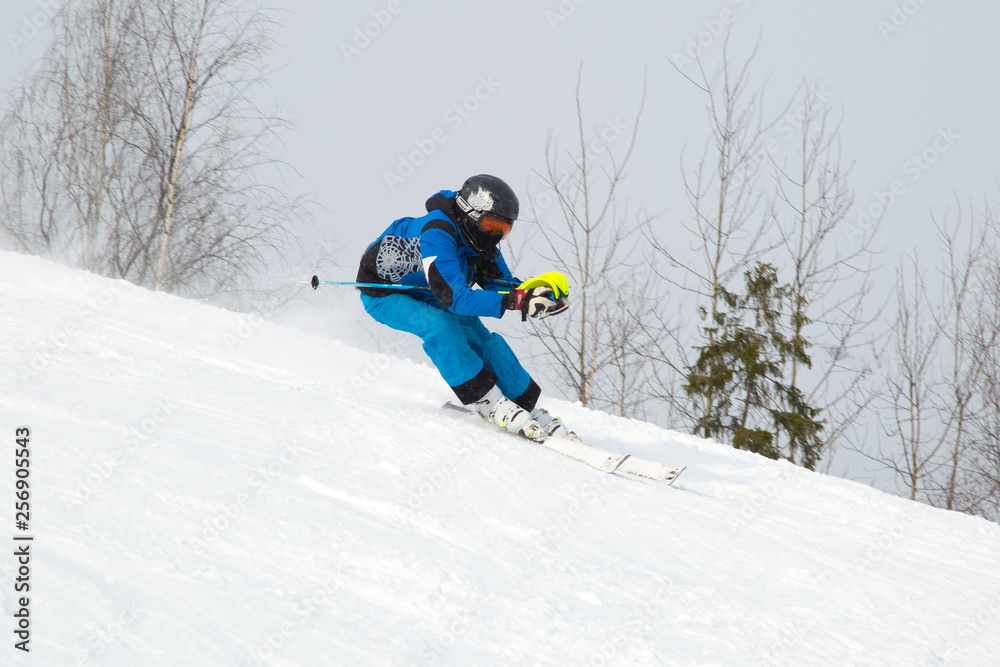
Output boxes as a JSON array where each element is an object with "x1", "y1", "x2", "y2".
[{"x1": 465, "y1": 186, "x2": 495, "y2": 213}]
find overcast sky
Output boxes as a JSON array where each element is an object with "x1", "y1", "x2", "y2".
[
  {"x1": 4, "y1": 0, "x2": 997, "y2": 271},
  {"x1": 275, "y1": 0, "x2": 1000, "y2": 271}
]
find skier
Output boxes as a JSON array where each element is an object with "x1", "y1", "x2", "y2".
[{"x1": 357, "y1": 174, "x2": 571, "y2": 441}]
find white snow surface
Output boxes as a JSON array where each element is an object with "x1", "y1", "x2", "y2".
[{"x1": 2, "y1": 249, "x2": 1000, "y2": 666}]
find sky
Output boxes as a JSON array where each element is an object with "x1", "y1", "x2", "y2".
[
  {"x1": 3, "y1": 0, "x2": 1000, "y2": 484},
  {"x1": 4, "y1": 1, "x2": 999, "y2": 256},
  {"x1": 266, "y1": 0, "x2": 1000, "y2": 268},
  {"x1": 4, "y1": 0, "x2": 999, "y2": 276}
]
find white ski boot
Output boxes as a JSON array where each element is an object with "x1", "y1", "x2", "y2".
[
  {"x1": 529, "y1": 407, "x2": 577, "y2": 440},
  {"x1": 473, "y1": 386, "x2": 545, "y2": 441}
]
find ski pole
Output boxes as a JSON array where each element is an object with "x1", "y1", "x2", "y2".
[{"x1": 306, "y1": 275, "x2": 430, "y2": 291}]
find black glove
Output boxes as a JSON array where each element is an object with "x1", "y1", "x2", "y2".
[{"x1": 503, "y1": 287, "x2": 570, "y2": 321}]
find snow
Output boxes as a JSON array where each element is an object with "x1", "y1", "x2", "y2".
[{"x1": 2, "y1": 249, "x2": 999, "y2": 666}]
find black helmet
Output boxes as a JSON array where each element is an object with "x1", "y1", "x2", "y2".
[
  {"x1": 457, "y1": 174, "x2": 519, "y2": 221},
  {"x1": 454, "y1": 174, "x2": 519, "y2": 251}
]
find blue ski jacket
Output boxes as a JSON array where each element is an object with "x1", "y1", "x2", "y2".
[{"x1": 357, "y1": 190, "x2": 521, "y2": 318}]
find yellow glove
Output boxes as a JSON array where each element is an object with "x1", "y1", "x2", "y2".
[
  {"x1": 501, "y1": 271, "x2": 570, "y2": 321},
  {"x1": 515, "y1": 271, "x2": 570, "y2": 300}
]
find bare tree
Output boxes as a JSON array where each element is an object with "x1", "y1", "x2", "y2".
[
  {"x1": 871, "y1": 202, "x2": 995, "y2": 511},
  {"x1": 523, "y1": 65, "x2": 657, "y2": 417},
  {"x1": 648, "y1": 33, "x2": 789, "y2": 433},
  {"x1": 971, "y1": 381, "x2": 1000, "y2": 521},
  {"x1": 0, "y1": 0, "x2": 148, "y2": 266},
  {"x1": 970, "y1": 260, "x2": 1000, "y2": 520},
  {"x1": 0, "y1": 0, "x2": 304, "y2": 301},
  {"x1": 875, "y1": 257, "x2": 947, "y2": 501},
  {"x1": 930, "y1": 206, "x2": 993, "y2": 511},
  {"x1": 767, "y1": 82, "x2": 877, "y2": 468},
  {"x1": 601, "y1": 273, "x2": 659, "y2": 419}
]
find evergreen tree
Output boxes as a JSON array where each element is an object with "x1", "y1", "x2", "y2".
[{"x1": 684, "y1": 262, "x2": 824, "y2": 469}]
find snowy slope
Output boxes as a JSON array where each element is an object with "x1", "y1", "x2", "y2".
[{"x1": 2, "y1": 250, "x2": 1000, "y2": 666}]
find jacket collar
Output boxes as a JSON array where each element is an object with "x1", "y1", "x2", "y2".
[{"x1": 425, "y1": 190, "x2": 496, "y2": 257}]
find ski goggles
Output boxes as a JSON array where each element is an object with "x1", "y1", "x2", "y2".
[{"x1": 479, "y1": 213, "x2": 514, "y2": 240}]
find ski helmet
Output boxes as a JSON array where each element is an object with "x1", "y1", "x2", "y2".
[{"x1": 455, "y1": 174, "x2": 519, "y2": 249}]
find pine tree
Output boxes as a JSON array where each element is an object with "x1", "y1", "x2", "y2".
[{"x1": 684, "y1": 262, "x2": 825, "y2": 469}]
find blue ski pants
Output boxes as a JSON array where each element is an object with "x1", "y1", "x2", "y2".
[{"x1": 360, "y1": 293, "x2": 533, "y2": 405}]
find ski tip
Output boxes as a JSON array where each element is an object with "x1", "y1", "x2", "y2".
[{"x1": 664, "y1": 465, "x2": 686, "y2": 485}]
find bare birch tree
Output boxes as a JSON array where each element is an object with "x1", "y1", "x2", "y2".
[
  {"x1": 0, "y1": 0, "x2": 147, "y2": 266},
  {"x1": 0, "y1": 0, "x2": 303, "y2": 300}
]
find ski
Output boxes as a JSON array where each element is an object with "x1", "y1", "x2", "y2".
[{"x1": 442, "y1": 402, "x2": 685, "y2": 486}]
